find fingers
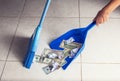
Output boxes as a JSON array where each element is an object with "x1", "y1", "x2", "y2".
[
  {"x1": 94, "y1": 10, "x2": 109, "y2": 26},
  {"x1": 95, "y1": 16, "x2": 104, "y2": 26}
]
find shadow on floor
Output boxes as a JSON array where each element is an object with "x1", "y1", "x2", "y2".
[
  {"x1": 12, "y1": 35, "x2": 30, "y2": 62},
  {"x1": 3, "y1": 34, "x2": 30, "y2": 64}
]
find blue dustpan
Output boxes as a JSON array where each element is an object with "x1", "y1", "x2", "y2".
[
  {"x1": 49, "y1": 21, "x2": 96, "y2": 70},
  {"x1": 23, "y1": 0, "x2": 51, "y2": 69}
]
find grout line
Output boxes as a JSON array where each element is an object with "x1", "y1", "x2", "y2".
[
  {"x1": 0, "y1": 60, "x2": 6, "y2": 62},
  {"x1": 0, "y1": 0, "x2": 27, "y2": 80},
  {"x1": 78, "y1": 0, "x2": 80, "y2": 27},
  {"x1": 0, "y1": 16, "x2": 120, "y2": 20},
  {"x1": 78, "y1": 0, "x2": 82, "y2": 81},
  {"x1": 7, "y1": 60, "x2": 22, "y2": 62},
  {"x1": 75, "y1": 61, "x2": 120, "y2": 64},
  {"x1": 0, "y1": 16, "x2": 19, "y2": 18},
  {"x1": 46, "y1": 16, "x2": 80, "y2": 18},
  {"x1": 81, "y1": 62, "x2": 120, "y2": 64},
  {"x1": 19, "y1": 16, "x2": 81, "y2": 18}
]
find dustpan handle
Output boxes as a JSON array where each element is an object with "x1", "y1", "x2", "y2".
[{"x1": 85, "y1": 21, "x2": 96, "y2": 31}]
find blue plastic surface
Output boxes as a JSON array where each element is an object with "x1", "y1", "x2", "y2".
[
  {"x1": 49, "y1": 21, "x2": 96, "y2": 70},
  {"x1": 23, "y1": 0, "x2": 51, "y2": 69}
]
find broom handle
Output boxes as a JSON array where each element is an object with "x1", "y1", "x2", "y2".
[
  {"x1": 38, "y1": 0, "x2": 51, "y2": 27},
  {"x1": 31, "y1": 0, "x2": 51, "y2": 51}
]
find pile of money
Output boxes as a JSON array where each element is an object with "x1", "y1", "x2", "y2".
[
  {"x1": 34, "y1": 37, "x2": 82, "y2": 74},
  {"x1": 34, "y1": 48, "x2": 66, "y2": 74},
  {"x1": 60, "y1": 37, "x2": 82, "y2": 58}
]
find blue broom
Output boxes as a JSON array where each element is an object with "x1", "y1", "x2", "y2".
[{"x1": 23, "y1": 0, "x2": 51, "y2": 69}]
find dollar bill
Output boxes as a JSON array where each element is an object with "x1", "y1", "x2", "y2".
[
  {"x1": 59, "y1": 40, "x2": 66, "y2": 48},
  {"x1": 69, "y1": 48, "x2": 79, "y2": 58},
  {"x1": 64, "y1": 37, "x2": 75, "y2": 44},
  {"x1": 42, "y1": 62, "x2": 60, "y2": 74},
  {"x1": 42, "y1": 65, "x2": 51, "y2": 74},
  {"x1": 63, "y1": 48, "x2": 71, "y2": 57},
  {"x1": 64, "y1": 42, "x2": 82, "y2": 50},
  {"x1": 59, "y1": 60, "x2": 67, "y2": 66},
  {"x1": 39, "y1": 56, "x2": 45, "y2": 63},
  {"x1": 40, "y1": 48, "x2": 65, "y2": 66},
  {"x1": 59, "y1": 40, "x2": 82, "y2": 50},
  {"x1": 43, "y1": 58, "x2": 52, "y2": 64},
  {"x1": 63, "y1": 47, "x2": 80, "y2": 58},
  {"x1": 41, "y1": 48, "x2": 64, "y2": 60},
  {"x1": 61, "y1": 41, "x2": 82, "y2": 58},
  {"x1": 33, "y1": 55, "x2": 41, "y2": 63}
]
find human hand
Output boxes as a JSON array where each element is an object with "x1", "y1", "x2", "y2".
[{"x1": 93, "y1": 9, "x2": 110, "y2": 26}]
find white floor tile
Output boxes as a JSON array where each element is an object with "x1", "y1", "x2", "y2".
[
  {"x1": 0, "y1": 17, "x2": 19, "y2": 60},
  {"x1": 1, "y1": 62, "x2": 81, "y2": 81},
  {"x1": 0, "y1": 0, "x2": 25, "y2": 17},
  {"x1": 82, "y1": 63, "x2": 120, "y2": 81},
  {"x1": 80, "y1": 18, "x2": 120, "y2": 63},
  {"x1": 80, "y1": 0, "x2": 120, "y2": 18},
  {"x1": 7, "y1": 17, "x2": 81, "y2": 63},
  {"x1": 47, "y1": 0, "x2": 79, "y2": 17},
  {"x1": 22, "y1": 0, "x2": 45, "y2": 17}
]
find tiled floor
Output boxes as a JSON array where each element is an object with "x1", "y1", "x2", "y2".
[{"x1": 0, "y1": 0, "x2": 120, "y2": 81}]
